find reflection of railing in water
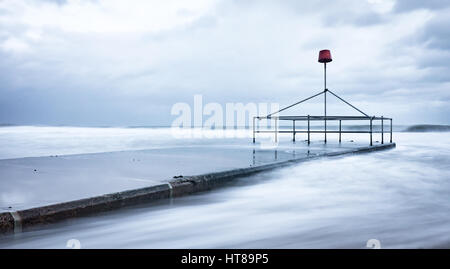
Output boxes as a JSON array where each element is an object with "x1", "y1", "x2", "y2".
[
  {"x1": 253, "y1": 115, "x2": 393, "y2": 146},
  {"x1": 253, "y1": 149, "x2": 310, "y2": 165}
]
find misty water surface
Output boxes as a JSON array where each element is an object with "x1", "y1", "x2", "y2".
[{"x1": 0, "y1": 129, "x2": 449, "y2": 248}]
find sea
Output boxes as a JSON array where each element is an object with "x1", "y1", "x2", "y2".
[{"x1": 0, "y1": 125, "x2": 449, "y2": 248}]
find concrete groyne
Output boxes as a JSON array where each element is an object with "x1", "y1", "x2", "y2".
[{"x1": 0, "y1": 143, "x2": 395, "y2": 235}]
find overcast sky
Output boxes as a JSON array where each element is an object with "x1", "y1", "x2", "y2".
[{"x1": 0, "y1": 0, "x2": 449, "y2": 126}]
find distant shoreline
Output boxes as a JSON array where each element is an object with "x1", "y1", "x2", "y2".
[
  {"x1": 1, "y1": 123, "x2": 449, "y2": 132},
  {"x1": 403, "y1": 124, "x2": 450, "y2": 132}
]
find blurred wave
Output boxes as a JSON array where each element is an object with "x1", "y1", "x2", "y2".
[
  {"x1": 0, "y1": 132, "x2": 449, "y2": 248},
  {"x1": 0, "y1": 126, "x2": 252, "y2": 160}
]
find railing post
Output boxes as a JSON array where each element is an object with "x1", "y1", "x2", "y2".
[
  {"x1": 292, "y1": 120, "x2": 296, "y2": 142},
  {"x1": 370, "y1": 117, "x2": 373, "y2": 146},
  {"x1": 307, "y1": 115, "x2": 310, "y2": 145},
  {"x1": 390, "y1": 119, "x2": 393, "y2": 143},
  {"x1": 253, "y1": 117, "x2": 256, "y2": 143},
  {"x1": 339, "y1": 119, "x2": 342, "y2": 143},
  {"x1": 275, "y1": 117, "x2": 278, "y2": 143},
  {"x1": 381, "y1": 116, "x2": 384, "y2": 144}
]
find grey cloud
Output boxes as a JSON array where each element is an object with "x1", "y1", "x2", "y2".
[
  {"x1": 420, "y1": 15, "x2": 450, "y2": 50},
  {"x1": 323, "y1": 11, "x2": 384, "y2": 27},
  {"x1": 0, "y1": 0, "x2": 449, "y2": 125},
  {"x1": 395, "y1": 7, "x2": 450, "y2": 76}
]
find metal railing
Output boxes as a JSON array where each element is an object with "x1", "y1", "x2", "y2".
[
  {"x1": 253, "y1": 115, "x2": 393, "y2": 146},
  {"x1": 252, "y1": 89, "x2": 393, "y2": 146}
]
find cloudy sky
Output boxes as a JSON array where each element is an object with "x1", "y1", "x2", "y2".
[{"x1": 0, "y1": 0, "x2": 449, "y2": 126}]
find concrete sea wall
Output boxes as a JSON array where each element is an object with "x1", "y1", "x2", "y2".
[{"x1": 0, "y1": 143, "x2": 395, "y2": 235}]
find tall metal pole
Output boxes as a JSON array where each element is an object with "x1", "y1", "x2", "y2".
[
  {"x1": 370, "y1": 117, "x2": 373, "y2": 146},
  {"x1": 381, "y1": 116, "x2": 384, "y2": 144},
  {"x1": 324, "y1": 63, "x2": 327, "y2": 143}
]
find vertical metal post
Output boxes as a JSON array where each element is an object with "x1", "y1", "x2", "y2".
[
  {"x1": 370, "y1": 117, "x2": 373, "y2": 146},
  {"x1": 324, "y1": 93, "x2": 327, "y2": 144},
  {"x1": 274, "y1": 117, "x2": 278, "y2": 143},
  {"x1": 324, "y1": 62, "x2": 327, "y2": 144},
  {"x1": 390, "y1": 119, "x2": 393, "y2": 143},
  {"x1": 339, "y1": 119, "x2": 342, "y2": 143},
  {"x1": 292, "y1": 120, "x2": 296, "y2": 142},
  {"x1": 252, "y1": 117, "x2": 256, "y2": 143},
  {"x1": 307, "y1": 115, "x2": 310, "y2": 145},
  {"x1": 381, "y1": 116, "x2": 384, "y2": 144}
]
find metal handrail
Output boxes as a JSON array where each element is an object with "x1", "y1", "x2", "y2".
[
  {"x1": 253, "y1": 115, "x2": 393, "y2": 146},
  {"x1": 253, "y1": 89, "x2": 393, "y2": 145}
]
